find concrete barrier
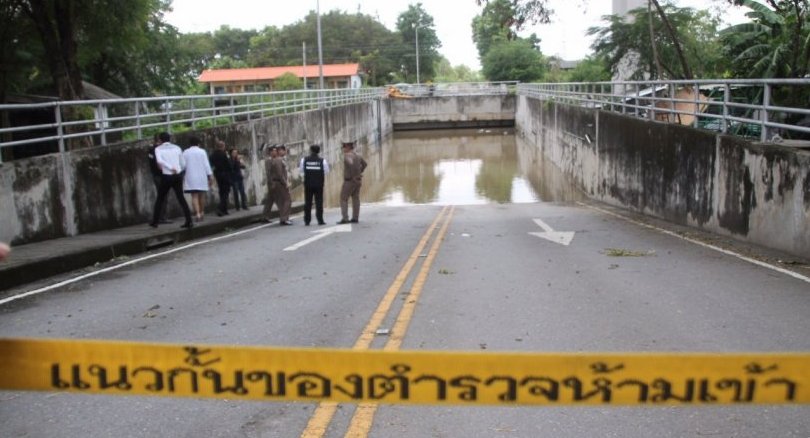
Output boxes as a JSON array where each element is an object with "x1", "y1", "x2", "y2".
[
  {"x1": 516, "y1": 95, "x2": 810, "y2": 258},
  {"x1": 392, "y1": 95, "x2": 515, "y2": 131},
  {"x1": 1, "y1": 100, "x2": 392, "y2": 246}
]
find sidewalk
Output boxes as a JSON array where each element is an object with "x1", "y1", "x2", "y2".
[{"x1": 0, "y1": 204, "x2": 302, "y2": 292}]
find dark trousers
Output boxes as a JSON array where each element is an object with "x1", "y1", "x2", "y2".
[
  {"x1": 231, "y1": 177, "x2": 248, "y2": 209},
  {"x1": 152, "y1": 174, "x2": 191, "y2": 226},
  {"x1": 215, "y1": 174, "x2": 231, "y2": 214},
  {"x1": 304, "y1": 186, "x2": 324, "y2": 224},
  {"x1": 152, "y1": 175, "x2": 168, "y2": 221}
]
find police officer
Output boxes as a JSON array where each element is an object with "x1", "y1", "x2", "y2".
[
  {"x1": 299, "y1": 144, "x2": 329, "y2": 226},
  {"x1": 271, "y1": 144, "x2": 292, "y2": 226},
  {"x1": 262, "y1": 144, "x2": 278, "y2": 222},
  {"x1": 337, "y1": 141, "x2": 367, "y2": 224}
]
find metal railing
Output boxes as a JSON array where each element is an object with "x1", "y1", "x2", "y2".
[
  {"x1": 518, "y1": 79, "x2": 810, "y2": 143},
  {"x1": 0, "y1": 87, "x2": 386, "y2": 163},
  {"x1": 388, "y1": 81, "x2": 519, "y2": 97}
]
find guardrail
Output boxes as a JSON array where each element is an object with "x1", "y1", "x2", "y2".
[
  {"x1": 0, "y1": 87, "x2": 386, "y2": 163},
  {"x1": 390, "y1": 81, "x2": 519, "y2": 97},
  {"x1": 518, "y1": 79, "x2": 810, "y2": 143}
]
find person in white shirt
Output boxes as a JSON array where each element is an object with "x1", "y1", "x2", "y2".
[
  {"x1": 150, "y1": 132, "x2": 193, "y2": 229},
  {"x1": 182, "y1": 136, "x2": 213, "y2": 222}
]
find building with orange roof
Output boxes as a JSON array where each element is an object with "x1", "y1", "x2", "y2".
[{"x1": 198, "y1": 63, "x2": 362, "y2": 94}]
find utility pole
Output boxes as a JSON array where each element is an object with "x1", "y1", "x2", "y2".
[
  {"x1": 316, "y1": 0, "x2": 325, "y2": 91},
  {"x1": 413, "y1": 23, "x2": 420, "y2": 85},
  {"x1": 303, "y1": 42, "x2": 307, "y2": 90}
]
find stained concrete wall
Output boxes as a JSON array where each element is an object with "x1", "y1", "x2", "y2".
[
  {"x1": 1, "y1": 100, "x2": 392, "y2": 245},
  {"x1": 392, "y1": 95, "x2": 515, "y2": 130},
  {"x1": 516, "y1": 95, "x2": 810, "y2": 257}
]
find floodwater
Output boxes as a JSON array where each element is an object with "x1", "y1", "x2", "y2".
[{"x1": 295, "y1": 128, "x2": 584, "y2": 208}]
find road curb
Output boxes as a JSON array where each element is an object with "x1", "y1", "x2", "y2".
[{"x1": 0, "y1": 204, "x2": 303, "y2": 293}]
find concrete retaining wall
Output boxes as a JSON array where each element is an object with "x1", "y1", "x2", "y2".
[
  {"x1": 392, "y1": 95, "x2": 515, "y2": 130},
  {"x1": 0, "y1": 100, "x2": 392, "y2": 245},
  {"x1": 516, "y1": 95, "x2": 810, "y2": 257}
]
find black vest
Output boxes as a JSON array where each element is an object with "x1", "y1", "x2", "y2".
[{"x1": 303, "y1": 155, "x2": 325, "y2": 188}]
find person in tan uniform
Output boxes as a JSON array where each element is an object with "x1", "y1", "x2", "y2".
[
  {"x1": 271, "y1": 144, "x2": 293, "y2": 226},
  {"x1": 337, "y1": 141, "x2": 367, "y2": 224},
  {"x1": 262, "y1": 145, "x2": 279, "y2": 223}
]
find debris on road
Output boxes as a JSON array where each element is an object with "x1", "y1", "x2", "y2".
[{"x1": 603, "y1": 248, "x2": 656, "y2": 257}]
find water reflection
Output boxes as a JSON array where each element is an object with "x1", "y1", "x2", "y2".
[{"x1": 298, "y1": 128, "x2": 583, "y2": 208}]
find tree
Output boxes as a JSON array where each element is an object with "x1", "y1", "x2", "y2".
[
  {"x1": 247, "y1": 11, "x2": 405, "y2": 86},
  {"x1": 721, "y1": 0, "x2": 809, "y2": 78},
  {"x1": 481, "y1": 39, "x2": 546, "y2": 81},
  {"x1": 396, "y1": 3, "x2": 442, "y2": 82},
  {"x1": 474, "y1": 0, "x2": 553, "y2": 33},
  {"x1": 0, "y1": 1, "x2": 44, "y2": 102},
  {"x1": 19, "y1": 0, "x2": 86, "y2": 100},
  {"x1": 273, "y1": 72, "x2": 303, "y2": 91},
  {"x1": 567, "y1": 56, "x2": 612, "y2": 82},
  {"x1": 2, "y1": 0, "x2": 198, "y2": 100},
  {"x1": 434, "y1": 56, "x2": 482, "y2": 82},
  {"x1": 472, "y1": 0, "x2": 514, "y2": 59},
  {"x1": 589, "y1": 4, "x2": 727, "y2": 79},
  {"x1": 212, "y1": 25, "x2": 257, "y2": 61}
]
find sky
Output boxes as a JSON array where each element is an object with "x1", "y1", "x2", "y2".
[{"x1": 166, "y1": 0, "x2": 750, "y2": 70}]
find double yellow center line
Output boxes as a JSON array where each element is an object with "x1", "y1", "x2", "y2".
[{"x1": 300, "y1": 205, "x2": 456, "y2": 438}]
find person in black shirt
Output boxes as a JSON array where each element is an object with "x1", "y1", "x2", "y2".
[
  {"x1": 209, "y1": 140, "x2": 232, "y2": 216},
  {"x1": 299, "y1": 144, "x2": 330, "y2": 226},
  {"x1": 229, "y1": 148, "x2": 248, "y2": 211}
]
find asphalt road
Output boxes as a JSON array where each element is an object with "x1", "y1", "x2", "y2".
[{"x1": 1, "y1": 201, "x2": 808, "y2": 438}]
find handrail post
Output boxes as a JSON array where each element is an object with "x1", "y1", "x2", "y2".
[
  {"x1": 165, "y1": 98, "x2": 171, "y2": 133},
  {"x1": 191, "y1": 98, "x2": 197, "y2": 130},
  {"x1": 761, "y1": 83, "x2": 770, "y2": 142},
  {"x1": 693, "y1": 82, "x2": 699, "y2": 129},
  {"x1": 98, "y1": 103, "x2": 107, "y2": 146},
  {"x1": 55, "y1": 104, "x2": 65, "y2": 154},
  {"x1": 135, "y1": 101, "x2": 142, "y2": 140},
  {"x1": 722, "y1": 83, "x2": 730, "y2": 134}
]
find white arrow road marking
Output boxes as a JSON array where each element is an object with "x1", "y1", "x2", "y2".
[
  {"x1": 529, "y1": 218, "x2": 575, "y2": 246},
  {"x1": 283, "y1": 224, "x2": 352, "y2": 251}
]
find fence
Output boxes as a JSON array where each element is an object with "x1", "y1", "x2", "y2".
[
  {"x1": 517, "y1": 79, "x2": 810, "y2": 143},
  {"x1": 389, "y1": 81, "x2": 519, "y2": 97},
  {"x1": 0, "y1": 87, "x2": 387, "y2": 163}
]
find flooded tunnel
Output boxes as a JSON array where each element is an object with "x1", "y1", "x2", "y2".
[{"x1": 299, "y1": 128, "x2": 585, "y2": 209}]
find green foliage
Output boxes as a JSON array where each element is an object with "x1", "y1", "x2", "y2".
[
  {"x1": 396, "y1": 3, "x2": 442, "y2": 82},
  {"x1": 246, "y1": 10, "x2": 409, "y2": 86},
  {"x1": 481, "y1": 39, "x2": 545, "y2": 81},
  {"x1": 273, "y1": 72, "x2": 303, "y2": 91},
  {"x1": 474, "y1": 0, "x2": 553, "y2": 33},
  {"x1": 433, "y1": 57, "x2": 483, "y2": 82},
  {"x1": 472, "y1": 0, "x2": 514, "y2": 59},
  {"x1": 212, "y1": 25, "x2": 257, "y2": 61},
  {"x1": 721, "y1": 0, "x2": 809, "y2": 78},
  {"x1": 567, "y1": 56, "x2": 612, "y2": 82},
  {"x1": 542, "y1": 56, "x2": 612, "y2": 83},
  {"x1": 588, "y1": 4, "x2": 728, "y2": 79},
  {"x1": 2, "y1": 0, "x2": 202, "y2": 99}
]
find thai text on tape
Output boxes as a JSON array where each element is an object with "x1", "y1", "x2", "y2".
[{"x1": 0, "y1": 338, "x2": 808, "y2": 406}]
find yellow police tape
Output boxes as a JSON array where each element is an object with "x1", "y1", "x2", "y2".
[{"x1": 0, "y1": 338, "x2": 807, "y2": 406}]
